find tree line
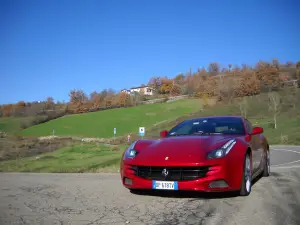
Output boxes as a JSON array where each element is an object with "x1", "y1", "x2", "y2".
[{"x1": 1, "y1": 60, "x2": 299, "y2": 123}]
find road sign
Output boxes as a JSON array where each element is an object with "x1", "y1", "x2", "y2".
[
  {"x1": 139, "y1": 127, "x2": 145, "y2": 137},
  {"x1": 114, "y1": 128, "x2": 116, "y2": 135}
]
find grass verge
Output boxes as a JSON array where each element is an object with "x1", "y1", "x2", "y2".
[{"x1": 0, "y1": 143, "x2": 126, "y2": 173}]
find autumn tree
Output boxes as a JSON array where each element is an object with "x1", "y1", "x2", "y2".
[
  {"x1": 196, "y1": 76, "x2": 217, "y2": 98},
  {"x1": 235, "y1": 73, "x2": 260, "y2": 97},
  {"x1": 131, "y1": 91, "x2": 142, "y2": 106},
  {"x1": 69, "y1": 90, "x2": 88, "y2": 103},
  {"x1": 45, "y1": 97, "x2": 54, "y2": 110},
  {"x1": 68, "y1": 89, "x2": 88, "y2": 113},
  {"x1": 255, "y1": 62, "x2": 281, "y2": 91},
  {"x1": 184, "y1": 75, "x2": 196, "y2": 96},
  {"x1": 104, "y1": 93, "x2": 114, "y2": 108},
  {"x1": 215, "y1": 76, "x2": 236, "y2": 102},
  {"x1": 16, "y1": 101, "x2": 26, "y2": 108},
  {"x1": 148, "y1": 77, "x2": 162, "y2": 95},
  {"x1": 13, "y1": 101, "x2": 27, "y2": 116},
  {"x1": 90, "y1": 91, "x2": 101, "y2": 109},
  {"x1": 2, "y1": 104, "x2": 13, "y2": 117},
  {"x1": 160, "y1": 78, "x2": 173, "y2": 94},
  {"x1": 170, "y1": 84, "x2": 181, "y2": 96},
  {"x1": 174, "y1": 74, "x2": 185, "y2": 85},
  {"x1": 119, "y1": 92, "x2": 130, "y2": 107}
]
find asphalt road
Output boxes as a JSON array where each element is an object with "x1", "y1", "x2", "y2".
[{"x1": 0, "y1": 145, "x2": 300, "y2": 225}]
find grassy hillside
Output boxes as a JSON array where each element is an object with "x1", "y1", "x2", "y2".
[
  {"x1": 0, "y1": 117, "x2": 34, "y2": 133},
  {"x1": 21, "y1": 99, "x2": 201, "y2": 138},
  {"x1": 142, "y1": 92, "x2": 300, "y2": 145},
  {"x1": 1, "y1": 112, "x2": 298, "y2": 173}
]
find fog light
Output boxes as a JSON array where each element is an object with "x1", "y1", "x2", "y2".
[
  {"x1": 124, "y1": 178, "x2": 132, "y2": 185},
  {"x1": 209, "y1": 180, "x2": 229, "y2": 188}
]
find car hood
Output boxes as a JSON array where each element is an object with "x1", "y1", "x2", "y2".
[{"x1": 133, "y1": 135, "x2": 241, "y2": 165}]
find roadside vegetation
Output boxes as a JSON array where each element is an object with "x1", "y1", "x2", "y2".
[{"x1": 0, "y1": 143, "x2": 125, "y2": 173}]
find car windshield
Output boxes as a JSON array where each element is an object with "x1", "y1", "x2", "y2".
[{"x1": 167, "y1": 117, "x2": 246, "y2": 136}]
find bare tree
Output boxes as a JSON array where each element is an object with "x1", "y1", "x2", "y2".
[
  {"x1": 207, "y1": 62, "x2": 219, "y2": 74},
  {"x1": 238, "y1": 97, "x2": 248, "y2": 118},
  {"x1": 268, "y1": 92, "x2": 281, "y2": 129}
]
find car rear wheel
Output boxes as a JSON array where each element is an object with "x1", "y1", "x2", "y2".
[
  {"x1": 240, "y1": 153, "x2": 252, "y2": 196},
  {"x1": 263, "y1": 150, "x2": 270, "y2": 177}
]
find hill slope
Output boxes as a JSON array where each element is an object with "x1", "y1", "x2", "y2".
[
  {"x1": 0, "y1": 117, "x2": 35, "y2": 134},
  {"x1": 21, "y1": 99, "x2": 201, "y2": 138}
]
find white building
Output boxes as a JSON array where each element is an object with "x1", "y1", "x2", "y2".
[{"x1": 121, "y1": 86, "x2": 154, "y2": 96}]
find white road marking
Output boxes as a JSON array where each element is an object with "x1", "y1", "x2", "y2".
[
  {"x1": 271, "y1": 165, "x2": 300, "y2": 170},
  {"x1": 271, "y1": 148, "x2": 300, "y2": 167}
]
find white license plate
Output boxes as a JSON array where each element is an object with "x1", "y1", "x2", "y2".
[{"x1": 152, "y1": 181, "x2": 178, "y2": 190}]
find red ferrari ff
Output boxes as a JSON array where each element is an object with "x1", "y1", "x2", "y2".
[{"x1": 120, "y1": 116, "x2": 270, "y2": 196}]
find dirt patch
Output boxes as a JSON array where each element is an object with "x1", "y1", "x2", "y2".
[{"x1": 0, "y1": 135, "x2": 75, "y2": 161}]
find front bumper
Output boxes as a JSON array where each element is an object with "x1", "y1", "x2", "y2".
[{"x1": 120, "y1": 161, "x2": 242, "y2": 192}]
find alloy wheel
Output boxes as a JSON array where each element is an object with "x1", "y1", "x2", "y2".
[{"x1": 245, "y1": 154, "x2": 251, "y2": 193}]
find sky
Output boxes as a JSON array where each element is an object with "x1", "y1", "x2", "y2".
[{"x1": 0, "y1": 0, "x2": 299, "y2": 104}]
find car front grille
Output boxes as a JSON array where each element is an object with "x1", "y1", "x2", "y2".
[{"x1": 130, "y1": 166, "x2": 210, "y2": 181}]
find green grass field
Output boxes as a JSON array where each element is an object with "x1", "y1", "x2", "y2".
[
  {"x1": 21, "y1": 99, "x2": 201, "y2": 138},
  {"x1": 1, "y1": 112, "x2": 298, "y2": 173},
  {"x1": 0, "y1": 143, "x2": 125, "y2": 173},
  {"x1": 0, "y1": 117, "x2": 34, "y2": 133}
]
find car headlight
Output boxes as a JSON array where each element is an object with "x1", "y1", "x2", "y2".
[
  {"x1": 207, "y1": 139, "x2": 236, "y2": 159},
  {"x1": 124, "y1": 141, "x2": 138, "y2": 159}
]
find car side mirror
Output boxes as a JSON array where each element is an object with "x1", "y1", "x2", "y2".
[
  {"x1": 160, "y1": 130, "x2": 168, "y2": 138},
  {"x1": 251, "y1": 126, "x2": 263, "y2": 135}
]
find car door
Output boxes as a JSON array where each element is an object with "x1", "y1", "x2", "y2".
[{"x1": 244, "y1": 119, "x2": 261, "y2": 172}]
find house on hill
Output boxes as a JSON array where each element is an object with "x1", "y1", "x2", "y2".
[{"x1": 121, "y1": 85, "x2": 154, "y2": 96}]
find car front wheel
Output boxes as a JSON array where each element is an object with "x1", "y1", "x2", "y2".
[{"x1": 240, "y1": 153, "x2": 252, "y2": 196}]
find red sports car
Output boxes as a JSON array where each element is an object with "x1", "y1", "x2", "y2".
[{"x1": 120, "y1": 116, "x2": 270, "y2": 196}]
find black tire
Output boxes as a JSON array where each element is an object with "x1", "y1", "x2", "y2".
[
  {"x1": 129, "y1": 189, "x2": 143, "y2": 195},
  {"x1": 240, "y1": 153, "x2": 252, "y2": 196},
  {"x1": 263, "y1": 150, "x2": 270, "y2": 177}
]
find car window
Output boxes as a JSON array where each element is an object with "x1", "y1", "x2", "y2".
[
  {"x1": 244, "y1": 119, "x2": 253, "y2": 134},
  {"x1": 167, "y1": 117, "x2": 246, "y2": 136}
]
